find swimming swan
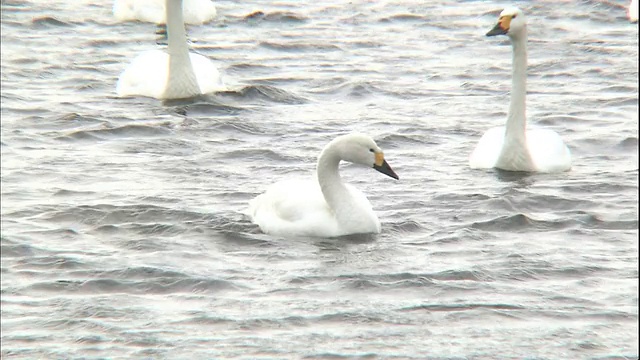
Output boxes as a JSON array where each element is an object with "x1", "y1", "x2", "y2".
[
  {"x1": 469, "y1": 7, "x2": 571, "y2": 173},
  {"x1": 113, "y1": 0, "x2": 217, "y2": 25},
  {"x1": 116, "y1": 0, "x2": 224, "y2": 100},
  {"x1": 248, "y1": 133, "x2": 399, "y2": 238}
]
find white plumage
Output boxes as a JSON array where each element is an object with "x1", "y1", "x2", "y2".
[
  {"x1": 116, "y1": 0, "x2": 225, "y2": 100},
  {"x1": 469, "y1": 7, "x2": 571, "y2": 173},
  {"x1": 248, "y1": 134, "x2": 399, "y2": 238},
  {"x1": 629, "y1": 0, "x2": 638, "y2": 23}
]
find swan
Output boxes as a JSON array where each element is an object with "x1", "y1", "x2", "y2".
[
  {"x1": 629, "y1": 0, "x2": 638, "y2": 23},
  {"x1": 116, "y1": 0, "x2": 224, "y2": 100},
  {"x1": 113, "y1": 0, "x2": 217, "y2": 25},
  {"x1": 248, "y1": 133, "x2": 399, "y2": 238},
  {"x1": 469, "y1": 7, "x2": 572, "y2": 173}
]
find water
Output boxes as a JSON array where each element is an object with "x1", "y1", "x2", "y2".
[{"x1": 1, "y1": 0, "x2": 638, "y2": 358}]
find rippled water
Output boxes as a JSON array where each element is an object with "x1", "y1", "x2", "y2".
[{"x1": 1, "y1": 0, "x2": 638, "y2": 358}]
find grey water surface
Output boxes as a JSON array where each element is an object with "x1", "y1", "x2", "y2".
[{"x1": 1, "y1": 0, "x2": 638, "y2": 358}]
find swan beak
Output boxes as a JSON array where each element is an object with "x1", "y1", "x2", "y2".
[
  {"x1": 373, "y1": 152, "x2": 399, "y2": 180},
  {"x1": 487, "y1": 15, "x2": 511, "y2": 36}
]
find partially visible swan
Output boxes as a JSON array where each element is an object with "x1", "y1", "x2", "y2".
[
  {"x1": 248, "y1": 134, "x2": 399, "y2": 238},
  {"x1": 113, "y1": 0, "x2": 217, "y2": 25},
  {"x1": 116, "y1": 0, "x2": 224, "y2": 100},
  {"x1": 629, "y1": 0, "x2": 638, "y2": 23},
  {"x1": 469, "y1": 7, "x2": 571, "y2": 173}
]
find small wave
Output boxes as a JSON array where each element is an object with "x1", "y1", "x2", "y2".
[
  {"x1": 431, "y1": 192, "x2": 492, "y2": 202},
  {"x1": 116, "y1": 238, "x2": 170, "y2": 252},
  {"x1": 295, "y1": 271, "x2": 491, "y2": 293},
  {"x1": 14, "y1": 255, "x2": 87, "y2": 270},
  {"x1": 258, "y1": 41, "x2": 342, "y2": 53},
  {"x1": 89, "y1": 223, "x2": 187, "y2": 242},
  {"x1": 244, "y1": 11, "x2": 308, "y2": 23},
  {"x1": 218, "y1": 85, "x2": 308, "y2": 105},
  {"x1": 507, "y1": 193, "x2": 596, "y2": 213},
  {"x1": 379, "y1": 14, "x2": 427, "y2": 23},
  {"x1": 68, "y1": 266, "x2": 189, "y2": 281},
  {"x1": 29, "y1": 113, "x2": 106, "y2": 132},
  {"x1": 302, "y1": 353, "x2": 378, "y2": 360},
  {"x1": 387, "y1": 219, "x2": 426, "y2": 233},
  {"x1": 617, "y1": 137, "x2": 638, "y2": 150},
  {"x1": 560, "y1": 181, "x2": 638, "y2": 194},
  {"x1": 219, "y1": 148, "x2": 303, "y2": 163},
  {"x1": 535, "y1": 114, "x2": 597, "y2": 126},
  {"x1": 172, "y1": 314, "x2": 235, "y2": 326},
  {"x1": 400, "y1": 303, "x2": 525, "y2": 312},
  {"x1": 599, "y1": 97, "x2": 639, "y2": 107},
  {"x1": 419, "y1": 227, "x2": 490, "y2": 246},
  {"x1": 1, "y1": 243, "x2": 37, "y2": 258},
  {"x1": 164, "y1": 97, "x2": 248, "y2": 115},
  {"x1": 53, "y1": 188, "x2": 97, "y2": 197},
  {"x1": 598, "y1": 85, "x2": 639, "y2": 93},
  {"x1": 573, "y1": 211, "x2": 638, "y2": 230},
  {"x1": 311, "y1": 80, "x2": 387, "y2": 98},
  {"x1": 25, "y1": 277, "x2": 239, "y2": 295},
  {"x1": 226, "y1": 63, "x2": 273, "y2": 72},
  {"x1": 316, "y1": 312, "x2": 385, "y2": 325},
  {"x1": 57, "y1": 124, "x2": 171, "y2": 142},
  {"x1": 205, "y1": 120, "x2": 274, "y2": 136},
  {"x1": 31, "y1": 16, "x2": 71, "y2": 28},
  {"x1": 430, "y1": 269, "x2": 493, "y2": 282},
  {"x1": 496, "y1": 255, "x2": 615, "y2": 281},
  {"x1": 535, "y1": 308, "x2": 636, "y2": 322},
  {"x1": 471, "y1": 213, "x2": 576, "y2": 232},
  {"x1": 375, "y1": 133, "x2": 434, "y2": 147},
  {"x1": 50, "y1": 204, "x2": 201, "y2": 223}
]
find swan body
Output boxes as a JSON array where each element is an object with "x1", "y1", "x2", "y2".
[
  {"x1": 469, "y1": 7, "x2": 571, "y2": 173},
  {"x1": 248, "y1": 134, "x2": 399, "y2": 238},
  {"x1": 116, "y1": 0, "x2": 224, "y2": 100},
  {"x1": 470, "y1": 127, "x2": 572, "y2": 173},
  {"x1": 113, "y1": 0, "x2": 217, "y2": 25},
  {"x1": 629, "y1": 0, "x2": 638, "y2": 23}
]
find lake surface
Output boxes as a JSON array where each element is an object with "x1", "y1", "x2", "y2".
[{"x1": 1, "y1": 0, "x2": 638, "y2": 358}]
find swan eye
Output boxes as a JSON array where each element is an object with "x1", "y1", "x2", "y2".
[
  {"x1": 369, "y1": 148, "x2": 375, "y2": 153},
  {"x1": 512, "y1": 14, "x2": 517, "y2": 18}
]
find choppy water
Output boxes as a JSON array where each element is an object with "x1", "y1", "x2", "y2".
[{"x1": 1, "y1": 0, "x2": 638, "y2": 358}]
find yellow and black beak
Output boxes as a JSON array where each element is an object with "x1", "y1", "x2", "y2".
[
  {"x1": 373, "y1": 152, "x2": 399, "y2": 180},
  {"x1": 487, "y1": 15, "x2": 511, "y2": 36}
]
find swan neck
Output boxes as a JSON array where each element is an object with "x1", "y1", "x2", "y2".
[
  {"x1": 164, "y1": 0, "x2": 200, "y2": 98},
  {"x1": 317, "y1": 147, "x2": 350, "y2": 214},
  {"x1": 166, "y1": 0, "x2": 189, "y2": 58},
  {"x1": 506, "y1": 31, "x2": 527, "y2": 140}
]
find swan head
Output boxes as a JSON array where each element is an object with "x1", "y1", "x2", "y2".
[
  {"x1": 329, "y1": 133, "x2": 399, "y2": 180},
  {"x1": 486, "y1": 7, "x2": 526, "y2": 38}
]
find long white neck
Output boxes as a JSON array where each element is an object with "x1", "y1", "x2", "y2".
[
  {"x1": 496, "y1": 28, "x2": 536, "y2": 171},
  {"x1": 316, "y1": 146, "x2": 355, "y2": 220},
  {"x1": 505, "y1": 30, "x2": 527, "y2": 141},
  {"x1": 163, "y1": 0, "x2": 201, "y2": 99}
]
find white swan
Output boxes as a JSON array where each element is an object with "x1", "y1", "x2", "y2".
[
  {"x1": 469, "y1": 7, "x2": 571, "y2": 173},
  {"x1": 113, "y1": 0, "x2": 217, "y2": 25},
  {"x1": 629, "y1": 0, "x2": 638, "y2": 23},
  {"x1": 116, "y1": 0, "x2": 224, "y2": 100},
  {"x1": 248, "y1": 133, "x2": 399, "y2": 238}
]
